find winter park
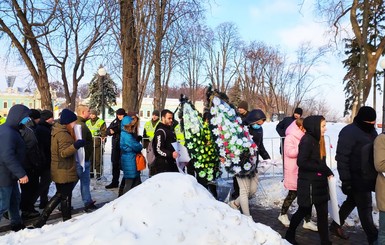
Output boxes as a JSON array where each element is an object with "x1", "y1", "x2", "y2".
[{"x1": 1, "y1": 0, "x2": 385, "y2": 245}]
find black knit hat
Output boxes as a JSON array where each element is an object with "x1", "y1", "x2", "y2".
[
  {"x1": 116, "y1": 108, "x2": 126, "y2": 115},
  {"x1": 40, "y1": 110, "x2": 53, "y2": 121},
  {"x1": 355, "y1": 106, "x2": 376, "y2": 122},
  {"x1": 60, "y1": 109, "x2": 77, "y2": 125},
  {"x1": 30, "y1": 109, "x2": 41, "y2": 120},
  {"x1": 294, "y1": 107, "x2": 303, "y2": 116},
  {"x1": 237, "y1": 101, "x2": 249, "y2": 111}
]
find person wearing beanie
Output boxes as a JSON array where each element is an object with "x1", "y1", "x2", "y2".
[
  {"x1": 86, "y1": 109, "x2": 107, "y2": 179},
  {"x1": 32, "y1": 108, "x2": 85, "y2": 228},
  {"x1": 276, "y1": 107, "x2": 303, "y2": 167},
  {"x1": 75, "y1": 104, "x2": 98, "y2": 213},
  {"x1": 330, "y1": 106, "x2": 378, "y2": 243},
  {"x1": 33, "y1": 110, "x2": 55, "y2": 209},
  {"x1": 105, "y1": 108, "x2": 126, "y2": 189},
  {"x1": 0, "y1": 104, "x2": 30, "y2": 231},
  {"x1": 19, "y1": 108, "x2": 45, "y2": 220},
  {"x1": 237, "y1": 101, "x2": 249, "y2": 121},
  {"x1": 29, "y1": 109, "x2": 41, "y2": 126}
]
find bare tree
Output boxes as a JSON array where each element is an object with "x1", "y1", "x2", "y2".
[
  {"x1": 177, "y1": 23, "x2": 209, "y2": 103},
  {"x1": 315, "y1": 0, "x2": 385, "y2": 114},
  {"x1": 204, "y1": 22, "x2": 240, "y2": 92},
  {"x1": 0, "y1": 0, "x2": 58, "y2": 110},
  {"x1": 41, "y1": 0, "x2": 110, "y2": 111}
]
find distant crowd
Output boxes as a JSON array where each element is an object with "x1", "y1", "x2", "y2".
[{"x1": 0, "y1": 100, "x2": 384, "y2": 245}]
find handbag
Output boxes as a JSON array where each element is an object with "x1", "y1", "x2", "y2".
[{"x1": 136, "y1": 153, "x2": 147, "y2": 171}]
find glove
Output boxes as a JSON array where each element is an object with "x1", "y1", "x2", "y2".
[
  {"x1": 341, "y1": 181, "x2": 353, "y2": 195},
  {"x1": 74, "y1": 139, "x2": 86, "y2": 149}
]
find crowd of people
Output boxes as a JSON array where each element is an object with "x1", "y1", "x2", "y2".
[{"x1": 0, "y1": 98, "x2": 384, "y2": 245}]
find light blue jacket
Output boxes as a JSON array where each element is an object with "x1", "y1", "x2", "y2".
[{"x1": 120, "y1": 116, "x2": 143, "y2": 178}]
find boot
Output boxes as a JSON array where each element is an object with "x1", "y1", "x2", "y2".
[
  {"x1": 60, "y1": 196, "x2": 72, "y2": 221},
  {"x1": 285, "y1": 228, "x2": 298, "y2": 245},
  {"x1": 118, "y1": 179, "x2": 125, "y2": 197},
  {"x1": 33, "y1": 194, "x2": 61, "y2": 228}
]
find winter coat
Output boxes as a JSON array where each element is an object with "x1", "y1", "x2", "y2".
[
  {"x1": 107, "y1": 117, "x2": 122, "y2": 150},
  {"x1": 283, "y1": 121, "x2": 304, "y2": 190},
  {"x1": 120, "y1": 116, "x2": 143, "y2": 179},
  {"x1": 50, "y1": 122, "x2": 78, "y2": 184},
  {"x1": 36, "y1": 120, "x2": 53, "y2": 170},
  {"x1": 76, "y1": 116, "x2": 93, "y2": 161},
  {"x1": 297, "y1": 116, "x2": 333, "y2": 207},
  {"x1": 335, "y1": 121, "x2": 378, "y2": 192},
  {"x1": 374, "y1": 133, "x2": 385, "y2": 211},
  {"x1": 19, "y1": 123, "x2": 43, "y2": 172},
  {"x1": 244, "y1": 109, "x2": 270, "y2": 160},
  {"x1": 0, "y1": 105, "x2": 30, "y2": 187},
  {"x1": 276, "y1": 115, "x2": 295, "y2": 137},
  {"x1": 152, "y1": 122, "x2": 179, "y2": 173}
]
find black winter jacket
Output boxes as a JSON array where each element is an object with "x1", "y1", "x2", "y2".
[
  {"x1": 19, "y1": 123, "x2": 43, "y2": 172},
  {"x1": 0, "y1": 105, "x2": 30, "y2": 187},
  {"x1": 297, "y1": 116, "x2": 333, "y2": 207},
  {"x1": 107, "y1": 117, "x2": 122, "y2": 150},
  {"x1": 335, "y1": 121, "x2": 378, "y2": 192},
  {"x1": 152, "y1": 122, "x2": 178, "y2": 173},
  {"x1": 276, "y1": 116, "x2": 295, "y2": 137},
  {"x1": 36, "y1": 120, "x2": 53, "y2": 170}
]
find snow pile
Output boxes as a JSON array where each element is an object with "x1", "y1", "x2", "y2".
[{"x1": 0, "y1": 173, "x2": 288, "y2": 245}]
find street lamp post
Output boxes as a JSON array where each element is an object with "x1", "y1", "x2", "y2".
[
  {"x1": 380, "y1": 59, "x2": 385, "y2": 132},
  {"x1": 98, "y1": 66, "x2": 107, "y2": 121}
]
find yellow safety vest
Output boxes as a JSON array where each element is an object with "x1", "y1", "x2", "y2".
[
  {"x1": 174, "y1": 124, "x2": 185, "y2": 146},
  {"x1": 86, "y1": 118, "x2": 105, "y2": 136},
  {"x1": 144, "y1": 120, "x2": 159, "y2": 141},
  {"x1": 0, "y1": 116, "x2": 5, "y2": 125}
]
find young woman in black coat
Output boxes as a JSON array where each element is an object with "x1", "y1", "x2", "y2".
[{"x1": 285, "y1": 115, "x2": 333, "y2": 245}]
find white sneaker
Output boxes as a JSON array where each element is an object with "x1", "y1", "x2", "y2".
[
  {"x1": 228, "y1": 200, "x2": 240, "y2": 210},
  {"x1": 303, "y1": 220, "x2": 318, "y2": 232},
  {"x1": 278, "y1": 214, "x2": 290, "y2": 227}
]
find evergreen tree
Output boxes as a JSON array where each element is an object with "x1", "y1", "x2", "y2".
[{"x1": 88, "y1": 72, "x2": 119, "y2": 116}]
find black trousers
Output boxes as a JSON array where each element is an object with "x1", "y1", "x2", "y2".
[
  {"x1": 32, "y1": 168, "x2": 51, "y2": 206},
  {"x1": 110, "y1": 147, "x2": 121, "y2": 185},
  {"x1": 20, "y1": 170, "x2": 39, "y2": 212},
  {"x1": 339, "y1": 191, "x2": 378, "y2": 244},
  {"x1": 288, "y1": 202, "x2": 330, "y2": 244}
]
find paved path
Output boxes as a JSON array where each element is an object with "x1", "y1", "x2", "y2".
[{"x1": 249, "y1": 205, "x2": 368, "y2": 245}]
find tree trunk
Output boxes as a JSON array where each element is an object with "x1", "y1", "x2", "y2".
[
  {"x1": 153, "y1": 0, "x2": 166, "y2": 111},
  {"x1": 120, "y1": 0, "x2": 139, "y2": 112}
]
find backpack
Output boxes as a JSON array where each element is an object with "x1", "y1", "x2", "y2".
[
  {"x1": 361, "y1": 141, "x2": 377, "y2": 192},
  {"x1": 146, "y1": 128, "x2": 166, "y2": 166},
  {"x1": 136, "y1": 153, "x2": 147, "y2": 171}
]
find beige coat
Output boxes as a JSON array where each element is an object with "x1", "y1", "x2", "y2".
[
  {"x1": 50, "y1": 122, "x2": 78, "y2": 184},
  {"x1": 374, "y1": 133, "x2": 385, "y2": 211}
]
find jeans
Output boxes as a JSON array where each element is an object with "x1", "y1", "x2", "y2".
[
  {"x1": 0, "y1": 183, "x2": 22, "y2": 225},
  {"x1": 379, "y1": 211, "x2": 385, "y2": 245},
  {"x1": 75, "y1": 160, "x2": 93, "y2": 206}
]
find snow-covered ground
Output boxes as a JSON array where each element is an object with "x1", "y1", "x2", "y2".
[{"x1": 0, "y1": 121, "x2": 380, "y2": 244}]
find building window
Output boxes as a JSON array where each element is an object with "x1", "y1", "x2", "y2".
[
  {"x1": 147, "y1": 111, "x2": 150, "y2": 118},
  {"x1": 3, "y1": 102, "x2": 7, "y2": 109},
  {"x1": 139, "y1": 110, "x2": 143, "y2": 117}
]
